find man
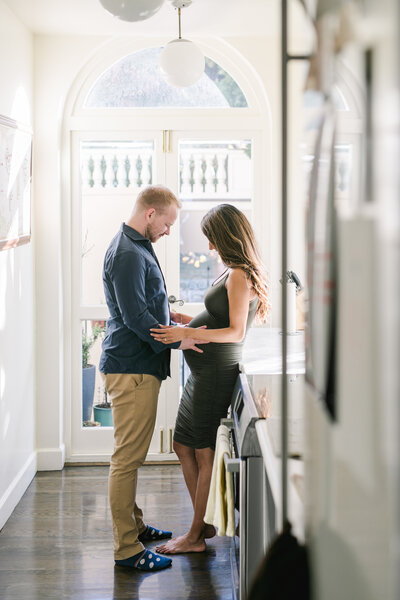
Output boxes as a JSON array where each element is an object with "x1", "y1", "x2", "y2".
[{"x1": 100, "y1": 185, "x2": 204, "y2": 572}]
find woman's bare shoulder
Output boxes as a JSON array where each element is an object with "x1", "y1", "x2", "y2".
[
  {"x1": 227, "y1": 268, "x2": 251, "y2": 288},
  {"x1": 227, "y1": 268, "x2": 257, "y2": 301}
]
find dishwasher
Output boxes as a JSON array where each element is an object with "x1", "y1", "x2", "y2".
[{"x1": 223, "y1": 373, "x2": 268, "y2": 600}]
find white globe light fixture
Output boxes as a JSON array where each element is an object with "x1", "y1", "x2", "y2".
[
  {"x1": 99, "y1": 0, "x2": 165, "y2": 22},
  {"x1": 159, "y1": 0, "x2": 205, "y2": 87},
  {"x1": 160, "y1": 39, "x2": 205, "y2": 87}
]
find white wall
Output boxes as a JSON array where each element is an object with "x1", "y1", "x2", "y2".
[
  {"x1": 34, "y1": 35, "x2": 106, "y2": 469},
  {"x1": 0, "y1": 0, "x2": 36, "y2": 529}
]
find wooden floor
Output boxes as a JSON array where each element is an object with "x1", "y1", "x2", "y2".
[{"x1": 0, "y1": 465, "x2": 233, "y2": 600}]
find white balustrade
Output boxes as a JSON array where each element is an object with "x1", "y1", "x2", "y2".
[{"x1": 81, "y1": 145, "x2": 251, "y2": 199}]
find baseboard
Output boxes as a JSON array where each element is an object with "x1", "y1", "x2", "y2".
[
  {"x1": 0, "y1": 451, "x2": 37, "y2": 531},
  {"x1": 36, "y1": 444, "x2": 65, "y2": 471},
  {"x1": 65, "y1": 460, "x2": 180, "y2": 466},
  {"x1": 147, "y1": 453, "x2": 178, "y2": 463},
  {"x1": 65, "y1": 453, "x2": 111, "y2": 464},
  {"x1": 65, "y1": 452, "x2": 178, "y2": 464}
]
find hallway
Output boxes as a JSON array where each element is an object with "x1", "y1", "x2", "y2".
[{"x1": 0, "y1": 465, "x2": 232, "y2": 600}]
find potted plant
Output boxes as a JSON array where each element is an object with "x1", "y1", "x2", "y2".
[
  {"x1": 93, "y1": 386, "x2": 113, "y2": 427},
  {"x1": 82, "y1": 323, "x2": 105, "y2": 424}
]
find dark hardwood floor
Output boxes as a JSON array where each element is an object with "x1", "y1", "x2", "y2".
[{"x1": 0, "y1": 465, "x2": 233, "y2": 600}]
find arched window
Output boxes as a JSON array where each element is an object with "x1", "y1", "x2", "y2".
[{"x1": 84, "y1": 47, "x2": 248, "y2": 109}]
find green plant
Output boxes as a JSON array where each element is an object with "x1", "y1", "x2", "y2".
[
  {"x1": 95, "y1": 386, "x2": 112, "y2": 410},
  {"x1": 82, "y1": 323, "x2": 105, "y2": 369}
]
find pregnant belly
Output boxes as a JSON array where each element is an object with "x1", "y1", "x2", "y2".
[
  {"x1": 183, "y1": 311, "x2": 242, "y2": 371},
  {"x1": 187, "y1": 310, "x2": 218, "y2": 330}
]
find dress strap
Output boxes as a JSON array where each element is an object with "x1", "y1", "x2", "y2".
[{"x1": 211, "y1": 268, "x2": 230, "y2": 287}]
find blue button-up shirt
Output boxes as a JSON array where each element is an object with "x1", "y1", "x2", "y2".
[{"x1": 99, "y1": 223, "x2": 179, "y2": 380}]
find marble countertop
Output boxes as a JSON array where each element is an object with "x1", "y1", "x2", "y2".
[
  {"x1": 239, "y1": 327, "x2": 306, "y2": 459},
  {"x1": 241, "y1": 326, "x2": 305, "y2": 375},
  {"x1": 239, "y1": 327, "x2": 306, "y2": 538}
]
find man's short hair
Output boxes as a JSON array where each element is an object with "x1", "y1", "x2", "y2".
[{"x1": 135, "y1": 185, "x2": 181, "y2": 213}]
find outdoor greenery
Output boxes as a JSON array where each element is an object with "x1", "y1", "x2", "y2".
[
  {"x1": 82, "y1": 322, "x2": 105, "y2": 369},
  {"x1": 204, "y1": 58, "x2": 247, "y2": 108}
]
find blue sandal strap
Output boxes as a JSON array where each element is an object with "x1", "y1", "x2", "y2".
[
  {"x1": 138, "y1": 524, "x2": 172, "y2": 542},
  {"x1": 115, "y1": 549, "x2": 172, "y2": 571}
]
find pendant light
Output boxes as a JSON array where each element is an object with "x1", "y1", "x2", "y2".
[
  {"x1": 99, "y1": 0, "x2": 165, "y2": 22},
  {"x1": 159, "y1": 0, "x2": 205, "y2": 88}
]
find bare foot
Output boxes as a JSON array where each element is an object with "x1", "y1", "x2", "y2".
[
  {"x1": 203, "y1": 524, "x2": 216, "y2": 539},
  {"x1": 156, "y1": 533, "x2": 206, "y2": 554}
]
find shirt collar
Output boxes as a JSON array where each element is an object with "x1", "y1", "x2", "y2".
[{"x1": 121, "y1": 222, "x2": 150, "y2": 245}]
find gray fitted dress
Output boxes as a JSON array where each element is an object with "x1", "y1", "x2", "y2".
[{"x1": 173, "y1": 272, "x2": 258, "y2": 450}]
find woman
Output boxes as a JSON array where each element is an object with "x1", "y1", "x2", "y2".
[{"x1": 150, "y1": 204, "x2": 269, "y2": 554}]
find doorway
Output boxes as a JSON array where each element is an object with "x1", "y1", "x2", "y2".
[
  {"x1": 70, "y1": 129, "x2": 259, "y2": 460},
  {"x1": 64, "y1": 40, "x2": 270, "y2": 461}
]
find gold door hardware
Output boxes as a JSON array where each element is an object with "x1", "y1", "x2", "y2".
[
  {"x1": 162, "y1": 130, "x2": 172, "y2": 153},
  {"x1": 160, "y1": 427, "x2": 165, "y2": 453}
]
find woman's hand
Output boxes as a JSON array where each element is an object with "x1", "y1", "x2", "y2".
[
  {"x1": 150, "y1": 324, "x2": 207, "y2": 344},
  {"x1": 150, "y1": 324, "x2": 187, "y2": 344}
]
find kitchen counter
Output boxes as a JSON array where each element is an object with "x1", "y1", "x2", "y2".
[
  {"x1": 239, "y1": 327, "x2": 306, "y2": 542},
  {"x1": 250, "y1": 372, "x2": 305, "y2": 542},
  {"x1": 241, "y1": 326, "x2": 305, "y2": 375}
]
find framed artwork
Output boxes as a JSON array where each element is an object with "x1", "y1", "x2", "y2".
[{"x1": 0, "y1": 115, "x2": 32, "y2": 251}]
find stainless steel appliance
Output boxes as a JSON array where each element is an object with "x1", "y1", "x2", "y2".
[
  {"x1": 225, "y1": 371, "x2": 305, "y2": 600},
  {"x1": 224, "y1": 373, "x2": 266, "y2": 600}
]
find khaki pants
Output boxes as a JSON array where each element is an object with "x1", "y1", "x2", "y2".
[{"x1": 102, "y1": 372, "x2": 162, "y2": 560}]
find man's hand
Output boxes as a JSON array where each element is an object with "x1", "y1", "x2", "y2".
[
  {"x1": 178, "y1": 337, "x2": 209, "y2": 353},
  {"x1": 170, "y1": 311, "x2": 192, "y2": 325}
]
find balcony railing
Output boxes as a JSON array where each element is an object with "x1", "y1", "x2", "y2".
[{"x1": 81, "y1": 143, "x2": 251, "y2": 198}]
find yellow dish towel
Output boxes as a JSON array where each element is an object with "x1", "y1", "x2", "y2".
[{"x1": 204, "y1": 424, "x2": 235, "y2": 537}]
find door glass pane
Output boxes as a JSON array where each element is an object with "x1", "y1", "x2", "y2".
[
  {"x1": 179, "y1": 139, "x2": 252, "y2": 302},
  {"x1": 80, "y1": 140, "x2": 155, "y2": 305}
]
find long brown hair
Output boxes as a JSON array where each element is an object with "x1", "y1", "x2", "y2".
[{"x1": 201, "y1": 204, "x2": 270, "y2": 320}]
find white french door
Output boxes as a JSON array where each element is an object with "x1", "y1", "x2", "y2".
[
  {"x1": 164, "y1": 131, "x2": 259, "y2": 408},
  {"x1": 70, "y1": 130, "x2": 173, "y2": 461},
  {"x1": 69, "y1": 129, "x2": 260, "y2": 461}
]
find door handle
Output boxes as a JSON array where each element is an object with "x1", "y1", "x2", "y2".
[
  {"x1": 168, "y1": 295, "x2": 184, "y2": 306},
  {"x1": 160, "y1": 427, "x2": 165, "y2": 453}
]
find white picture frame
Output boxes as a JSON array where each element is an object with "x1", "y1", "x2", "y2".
[{"x1": 0, "y1": 115, "x2": 32, "y2": 251}]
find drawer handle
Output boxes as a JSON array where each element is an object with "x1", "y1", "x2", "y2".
[
  {"x1": 220, "y1": 418, "x2": 234, "y2": 430},
  {"x1": 224, "y1": 455, "x2": 240, "y2": 472}
]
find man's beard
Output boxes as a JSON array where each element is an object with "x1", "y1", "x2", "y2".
[{"x1": 144, "y1": 224, "x2": 160, "y2": 243}]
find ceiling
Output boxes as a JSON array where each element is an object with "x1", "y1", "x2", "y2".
[{"x1": 3, "y1": 0, "x2": 276, "y2": 37}]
